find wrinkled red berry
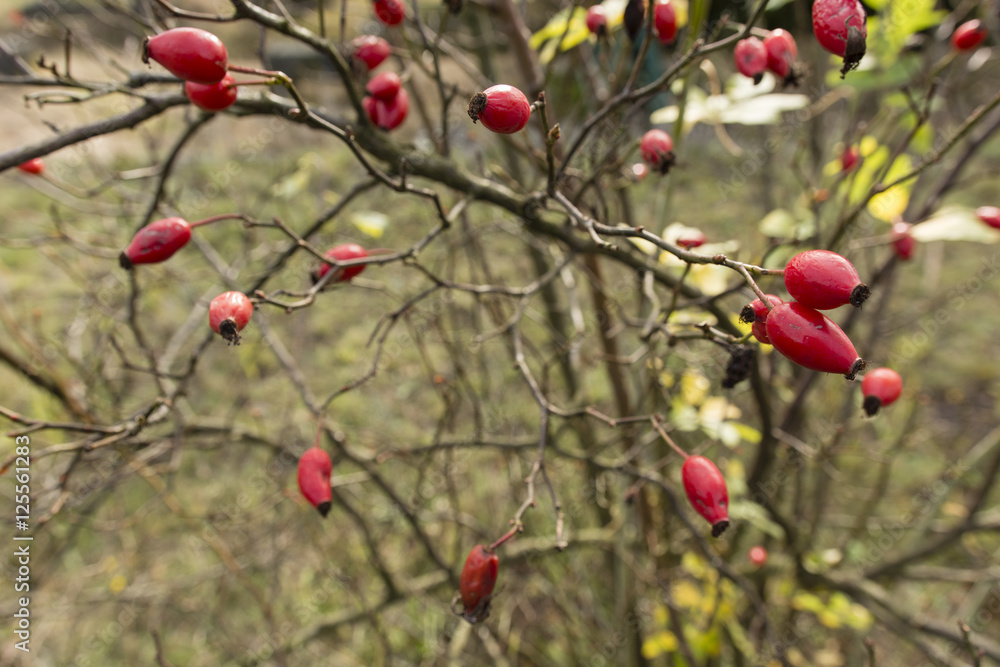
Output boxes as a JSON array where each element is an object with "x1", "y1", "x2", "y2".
[
  {"x1": 373, "y1": 0, "x2": 405, "y2": 26},
  {"x1": 976, "y1": 206, "x2": 1000, "y2": 230},
  {"x1": 315, "y1": 243, "x2": 369, "y2": 283},
  {"x1": 952, "y1": 20, "x2": 986, "y2": 51},
  {"x1": 763, "y1": 29, "x2": 797, "y2": 81},
  {"x1": 144, "y1": 27, "x2": 228, "y2": 84},
  {"x1": 734, "y1": 37, "x2": 768, "y2": 84},
  {"x1": 740, "y1": 293, "x2": 783, "y2": 345},
  {"x1": 639, "y1": 129, "x2": 674, "y2": 174},
  {"x1": 682, "y1": 455, "x2": 729, "y2": 537},
  {"x1": 812, "y1": 0, "x2": 867, "y2": 77},
  {"x1": 766, "y1": 301, "x2": 865, "y2": 379},
  {"x1": 586, "y1": 6, "x2": 607, "y2": 37},
  {"x1": 209, "y1": 291, "x2": 253, "y2": 344},
  {"x1": 653, "y1": 0, "x2": 677, "y2": 44},
  {"x1": 120, "y1": 217, "x2": 192, "y2": 268},
  {"x1": 784, "y1": 249, "x2": 869, "y2": 309},
  {"x1": 366, "y1": 71, "x2": 402, "y2": 102},
  {"x1": 467, "y1": 84, "x2": 531, "y2": 134},
  {"x1": 352, "y1": 35, "x2": 391, "y2": 70},
  {"x1": 459, "y1": 545, "x2": 499, "y2": 623},
  {"x1": 297, "y1": 446, "x2": 333, "y2": 517},
  {"x1": 363, "y1": 88, "x2": 409, "y2": 130},
  {"x1": 185, "y1": 72, "x2": 237, "y2": 112},
  {"x1": 861, "y1": 367, "x2": 902, "y2": 416},
  {"x1": 17, "y1": 158, "x2": 44, "y2": 175},
  {"x1": 891, "y1": 221, "x2": 916, "y2": 261}
]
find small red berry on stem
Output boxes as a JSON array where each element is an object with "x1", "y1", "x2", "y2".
[
  {"x1": 682, "y1": 455, "x2": 730, "y2": 537},
  {"x1": 766, "y1": 301, "x2": 866, "y2": 379},
  {"x1": 314, "y1": 243, "x2": 369, "y2": 283},
  {"x1": 784, "y1": 249, "x2": 870, "y2": 309},
  {"x1": 366, "y1": 71, "x2": 402, "y2": 101},
  {"x1": 586, "y1": 6, "x2": 607, "y2": 37},
  {"x1": 861, "y1": 367, "x2": 902, "y2": 416},
  {"x1": 639, "y1": 129, "x2": 675, "y2": 174},
  {"x1": 734, "y1": 37, "x2": 768, "y2": 84},
  {"x1": 120, "y1": 217, "x2": 192, "y2": 268},
  {"x1": 976, "y1": 206, "x2": 1000, "y2": 230},
  {"x1": 18, "y1": 158, "x2": 45, "y2": 175},
  {"x1": 763, "y1": 29, "x2": 799, "y2": 84},
  {"x1": 185, "y1": 72, "x2": 238, "y2": 112},
  {"x1": 749, "y1": 545, "x2": 768, "y2": 567},
  {"x1": 363, "y1": 88, "x2": 410, "y2": 130},
  {"x1": 144, "y1": 27, "x2": 228, "y2": 84},
  {"x1": 840, "y1": 145, "x2": 860, "y2": 172},
  {"x1": 373, "y1": 0, "x2": 405, "y2": 26},
  {"x1": 653, "y1": 0, "x2": 677, "y2": 45},
  {"x1": 209, "y1": 291, "x2": 253, "y2": 345},
  {"x1": 297, "y1": 446, "x2": 333, "y2": 517},
  {"x1": 676, "y1": 230, "x2": 706, "y2": 249},
  {"x1": 458, "y1": 545, "x2": 499, "y2": 623},
  {"x1": 951, "y1": 20, "x2": 987, "y2": 51},
  {"x1": 812, "y1": 0, "x2": 867, "y2": 78},
  {"x1": 467, "y1": 85, "x2": 531, "y2": 134},
  {"x1": 352, "y1": 35, "x2": 391, "y2": 70},
  {"x1": 740, "y1": 293, "x2": 784, "y2": 345},
  {"x1": 891, "y1": 221, "x2": 916, "y2": 261}
]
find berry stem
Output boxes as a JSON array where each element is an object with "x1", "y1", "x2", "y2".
[
  {"x1": 734, "y1": 263, "x2": 774, "y2": 309},
  {"x1": 189, "y1": 213, "x2": 247, "y2": 228},
  {"x1": 487, "y1": 526, "x2": 518, "y2": 551},
  {"x1": 651, "y1": 416, "x2": 689, "y2": 459}
]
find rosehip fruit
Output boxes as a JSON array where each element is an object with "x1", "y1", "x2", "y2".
[
  {"x1": 812, "y1": 0, "x2": 867, "y2": 77},
  {"x1": 586, "y1": 6, "x2": 607, "y2": 37},
  {"x1": 765, "y1": 301, "x2": 865, "y2": 379},
  {"x1": 734, "y1": 37, "x2": 768, "y2": 84},
  {"x1": 297, "y1": 446, "x2": 333, "y2": 517},
  {"x1": 891, "y1": 221, "x2": 916, "y2": 261},
  {"x1": 366, "y1": 71, "x2": 402, "y2": 102},
  {"x1": 740, "y1": 293, "x2": 784, "y2": 345},
  {"x1": 841, "y1": 145, "x2": 860, "y2": 172},
  {"x1": 653, "y1": 0, "x2": 677, "y2": 45},
  {"x1": 458, "y1": 545, "x2": 499, "y2": 623},
  {"x1": 682, "y1": 455, "x2": 730, "y2": 537},
  {"x1": 639, "y1": 129, "x2": 674, "y2": 174},
  {"x1": 144, "y1": 27, "x2": 228, "y2": 85},
  {"x1": 952, "y1": 20, "x2": 986, "y2": 51},
  {"x1": 352, "y1": 35, "x2": 391, "y2": 70},
  {"x1": 976, "y1": 206, "x2": 1000, "y2": 230},
  {"x1": 763, "y1": 29, "x2": 797, "y2": 82},
  {"x1": 676, "y1": 229, "x2": 706, "y2": 249},
  {"x1": 315, "y1": 243, "x2": 369, "y2": 283},
  {"x1": 861, "y1": 367, "x2": 902, "y2": 416},
  {"x1": 120, "y1": 217, "x2": 192, "y2": 269},
  {"x1": 373, "y1": 0, "x2": 405, "y2": 26},
  {"x1": 467, "y1": 84, "x2": 531, "y2": 134},
  {"x1": 17, "y1": 158, "x2": 44, "y2": 175},
  {"x1": 185, "y1": 72, "x2": 237, "y2": 112},
  {"x1": 363, "y1": 87, "x2": 409, "y2": 130},
  {"x1": 209, "y1": 291, "x2": 253, "y2": 345},
  {"x1": 749, "y1": 545, "x2": 768, "y2": 567},
  {"x1": 783, "y1": 249, "x2": 870, "y2": 309}
]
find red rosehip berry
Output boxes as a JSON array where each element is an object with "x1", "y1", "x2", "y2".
[
  {"x1": 976, "y1": 206, "x2": 1000, "y2": 230},
  {"x1": 840, "y1": 145, "x2": 860, "y2": 172},
  {"x1": 682, "y1": 455, "x2": 730, "y2": 537},
  {"x1": 891, "y1": 221, "x2": 916, "y2": 261},
  {"x1": 763, "y1": 29, "x2": 798, "y2": 82},
  {"x1": 315, "y1": 243, "x2": 369, "y2": 283},
  {"x1": 120, "y1": 217, "x2": 192, "y2": 269},
  {"x1": 676, "y1": 230, "x2": 706, "y2": 249},
  {"x1": 366, "y1": 71, "x2": 402, "y2": 102},
  {"x1": 17, "y1": 158, "x2": 45, "y2": 175},
  {"x1": 467, "y1": 84, "x2": 531, "y2": 134},
  {"x1": 458, "y1": 545, "x2": 499, "y2": 623},
  {"x1": 639, "y1": 129, "x2": 675, "y2": 174},
  {"x1": 812, "y1": 0, "x2": 867, "y2": 77},
  {"x1": 363, "y1": 87, "x2": 410, "y2": 130},
  {"x1": 144, "y1": 27, "x2": 228, "y2": 85},
  {"x1": 765, "y1": 301, "x2": 865, "y2": 379},
  {"x1": 297, "y1": 446, "x2": 333, "y2": 517},
  {"x1": 631, "y1": 163, "x2": 649, "y2": 181},
  {"x1": 209, "y1": 291, "x2": 253, "y2": 345},
  {"x1": 861, "y1": 367, "x2": 902, "y2": 416},
  {"x1": 185, "y1": 72, "x2": 237, "y2": 112},
  {"x1": 951, "y1": 20, "x2": 986, "y2": 51},
  {"x1": 749, "y1": 545, "x2": 768, "y2": 567},
  {"x1": 783, "y1": 249, "x2": 870, "y2": 309},
  {"x1": 734, "y1": 36, "x2": 768, "y2": 84},
  {"x1": 373, "y1": 0, "x2": 405, "y2": 26},
  {"x1": 586, "y1": 6, "x2": 608, "y2": 37},
  {"x1": 740, "y1": 294, "x2": 784, "y2": 345},
  {"x1": 352, "y1": 35, "x2": 391, "y2": 70},
  {"x1": 653, "y1": 0, "x2": 677, "y2": 45}
]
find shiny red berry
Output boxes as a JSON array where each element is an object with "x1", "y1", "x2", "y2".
[
  {"x1": 363, "y1": 88, "x2": 409, "y2": 130},
  {"x1": 763, "y1": 29, "x2": 797, "y2": 81},
  {"x1": 841, "y1": 145, "x2": 860, "y2": 172},
  {"x1": 749, "y1": 545, "x2": 768, "y2": 566},
  {"x1": 812, "y1": 0, "x2": 867, "y2": 77},
  {"x1": 467, "y1": 84, "x2": 531, "y2": 134},
  {"x1": 682, "y1": 455, "x2": 730, "y2": 537},
  {"x1": 952, "y1": 20, "x2": 986, "y2": 51},
  {"x1": 976, "y1": 206, "x2": 1000, "y2": 230},
  {"x1": 373, "y1": 0, "x2": 405, "y2": 26},
  {"x1": 891, "y1": 221, "x2": 916, "y2": 261},
  {"x1": 676, "y1": 229, "x2": 706, "y2": 249},
  {"x1": 459, "y1": 545, "x2": 499, "y2": 623},
  {"x1": 120, "y1": 217, "x2": 192, "y2": 269},
  {"x1": 209, "y1": 291, "x2": 253, "y2": 344},
  {"x1": 316, "y1": 243, "x2": 369, "y2": 283},
  {"x1": 639, "y1": 129, "x2": 675, "y2": 174},
  {"x1": 734, "y1": 37, "x2": 768, "y2": 84},
  {"x1": 653, "y1": 1, "x2": 677, "y2": 44},
  {"x1": 366, "y1": 71, "x2": 402, "y2": 102},
  {"x1": 17, "y1": 158, "x2": 44, "y2": 175},
  {"x1": 784, "y1": 249, "x2": 870, "y2": 309},
  {"x1": 740, "y1": 294, "x2": 783, "y2": 345},
  {"x1": 586, "y1": 6, "x2": 607, "y2": 37},
  {"x1": 144, "y1": 27, "x2": 228, "y2": 84},
  {"x1": 765, "y1": 301, "x2": 865, "y2": 379},
  {"x1": 297, "y1": 446, "x2": 333, "y2": 517},
  {"x1": 185, "y1": 72, "x2": 237, "y2": 112},
  {"x1": 861, "y1": 367, "x2": 902, "y2": 416},
  {"x1": 352, "y1": 35, "x2": 391, "y2": 70}
]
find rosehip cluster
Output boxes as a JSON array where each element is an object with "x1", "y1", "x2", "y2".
[
  {"x1": 467, "y1": 85, "x2": 531, "y2": 134},
  {"x1": 363, "y1": 71, "x2": 409, "y2": 130},
  {"x1": 734, "y1": 30, "x2": 800, "y2": 86}
]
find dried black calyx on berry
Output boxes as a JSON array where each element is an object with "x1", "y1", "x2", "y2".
[
  {"x1": 655, "y1": 151, "x2": 675, "y2": 175},
  {"x1": 850, "y1": 283, "x2": 871, "y2": 307},
  {"x1": 317, "y1": 500, "x2": 332, "y2": 517},
  {"x1": 467, "y1": 92, "x2": 487, "y2": 123},
  {"x1": 722, "y1": 344, "x2": 754, "y2": 388},
  {"x1": 739, "y1": 305, "x2": 756, "y2": 324},
  {"x1": 845, "y1": 358, "x2": 867, "y2": 381},
  {"x1": 863, "y1": 395, "x2": 882, "y2": 417},
  {"x1": 218, "y1": 318, "x2": 242, "y2": 345},
  {"x1": 119, "y1": 251, "x2": 134, "y2": 270},
  {"x1": 623, "y1": 0, "x2": 644, "y2": 42},
  {"x1": 840, "y1": 23, "x2": 866, "y2": 78},
  {"x1": 711, "y1": 519, "x2": 730, "y2": 538}
]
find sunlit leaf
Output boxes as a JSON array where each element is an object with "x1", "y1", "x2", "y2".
[
  {"x1": 641, "y1": 631, "x2": 679, "y2": 659},
  {"x1": 867, "y1": 153, "x2": 912, "y2": 221},
  {"x1": 911, "y1": 207, "x2": 1000, "y2": 243},
  {"x1": 650, "y1": 73, "x2": 808, "y2": 127},
  {"x1": 351, "y1": 210, "x2": 390, "y2": 239}
]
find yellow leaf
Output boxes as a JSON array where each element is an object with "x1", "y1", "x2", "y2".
[
  {"x1": 351, "y1": 210, "x2": 389, "y2": 239},
  {"x1": 109, "y1": 574, "x2": 127, "y2": 594},
  {"x1": 680, "y1": 369, "x2": 710, "y2": 406},
  {"x1": 674, "y1": 580, "x2": 703, "y2": 608},
  {"x1": 641, "y1": 631, "x2": 679, "y2": 659}
]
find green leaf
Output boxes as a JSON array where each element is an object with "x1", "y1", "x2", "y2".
[
  {"x1": 728, "y1": 500, "x2": 785, "y2": 539},
  {"x1": 759, "y1": 208, "x2": 797, "y2": 237},
  {"x1": 911, "y1": 207, "x2": 1000, "y2": 244},
  {"x1": 650, "y1": 74, "x2": 808, "y2": 127}
]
